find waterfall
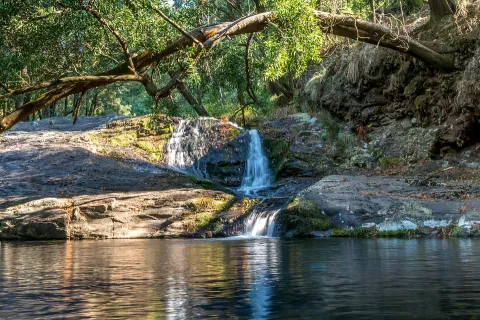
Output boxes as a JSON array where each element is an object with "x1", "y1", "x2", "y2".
[
  {"x1": 244, "y1": 209, "x2": 281, "y2": 237},
  {"x1": 239, "y1": 129, "x2": 272, "y2": 196},
  {"x1": 165, "y1": 119, "x2": 210, "y2": 179}
]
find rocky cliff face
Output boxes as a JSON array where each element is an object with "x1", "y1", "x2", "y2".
[{"x1": 299, "y1": 12, "x2": 480, "y2": 162}]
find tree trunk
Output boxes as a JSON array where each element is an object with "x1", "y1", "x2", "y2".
[
  {"x1": 22, "y1": 95, "x2": 31, "y2": 121},
  {"x1": 49, "y1": 101, "x2": 56, "y2": 118},
  {"x1": 429, "y1": 0, "x2": 455, "y2": 21},
  {"x1": 90, "y1": 92, "x2": 99, "y2": 116},
  {"x1": 64, "y1": 96, "x2": 69, "y2": 116},
  {"x1": 176, "y1": 80, "x2": 210, "y2": 117}
]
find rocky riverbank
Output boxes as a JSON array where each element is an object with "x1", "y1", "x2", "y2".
[{"x1": 1, "y1": 114, "x2": 479, "y2": 240}]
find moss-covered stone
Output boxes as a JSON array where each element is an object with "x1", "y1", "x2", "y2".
[
  {"x1": 280, "y1": 198, "x2": 332, "y2": 236},
  {"x1": 414, "y1": 95, "x2": 428, "y2": 110},
  {"x1": 109, "y1": 131, "x2": 137, "y2": 147},
  {"x1": 330, "y1": 227, "x2": 421, "y2": 238},
  {"x1": 86, "y1": 115, "x2": 174, "y2": 163},
  {"x1": 263, "y1": 138, "x2": 291, "y2": 176},
  {"x1": 404, "y1": 82, "x2": 417, "y2": 97},
  {"x1": 183, "y1": 194, "x2": 235, "y2": 233}
]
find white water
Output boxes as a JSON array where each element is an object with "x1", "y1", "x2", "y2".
[
  {"x1": 165, "y1": 119, "x2": 209, "y2": 179},
  {"x1": 167, "y1": 120, "x2": 278, "y2": 238},
  {"x1": 238, "y1": 130, "x2": 278, "y2": 237},
  {"x1": 244, "y1": 209, "x2": 281, "y2": 237},
  {"x1": 239, "y1": 129, "x2": 272, "y2": 196}
]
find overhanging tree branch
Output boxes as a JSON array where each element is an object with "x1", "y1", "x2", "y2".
[
  {"x1": 0, "y1": 10, "x2": 454, "y2": 132},
  {"x1": 150, "y1": 5, "x2": 204, "y2": 48}
]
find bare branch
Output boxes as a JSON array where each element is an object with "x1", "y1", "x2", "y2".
[
  {"x1": 150, "y1": 5, "x2": 204, "y2": 48},
  {"x1": 84, "y1": 7, "x2": 136, "y2": 73},
  {"x1": 245, "y1": 33, "x2": 263, "y2": 109},
  {"x1": 0, "y1": 75, "x2": 143, "y2": 100}
]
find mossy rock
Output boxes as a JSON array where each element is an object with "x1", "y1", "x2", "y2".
[
  {"x1": 404, "y1": 82, "x2": 417, "y2": 97},
  {"x1": 331, "y1": 227, "x2": 421, "y2": 238},
  {"x1": 108, "y1": 131, "x2": 137, "y2": 147},
  {"x1": 414, "y1": 95, "x2": 428, "y2": 110},
  {"x1": 184, "y1": 194, "x2": 235, "y2": 233},
  {"x1": 280, "y1": 198, "x2": 332, "y2": 236},
  {"x1": 263, "y1": 138, "x2": 292, "y2": 175},
  {"x1": 86, "y1": 114, "x2": 175, "y2": 163}
]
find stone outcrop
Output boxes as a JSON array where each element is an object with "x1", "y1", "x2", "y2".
[
  {"x1": 287, "y1": 175, "x2": 480, "y2": 237},
  {"x1": 0, "y1": 116, "x2": 245, "y2": 240}
]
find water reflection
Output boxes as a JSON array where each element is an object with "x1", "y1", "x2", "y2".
[{"x1": 1, "y1": 239, "x2": 480, "y2": 319}]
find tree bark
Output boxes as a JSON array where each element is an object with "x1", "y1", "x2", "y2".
[{"x1": 176, "y1": 80, "x2": 210, "y2": 117}]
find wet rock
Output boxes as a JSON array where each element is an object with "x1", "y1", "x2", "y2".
[
  {"x1": 297, "y1": 175, "x2": 480, "y2": 232},
  {"x1": 431, "y1": 112, "x2": 480, "y2": 156}
]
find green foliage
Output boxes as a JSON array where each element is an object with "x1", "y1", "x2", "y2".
[
  {"x1": 0, "y1": 0, "x2": 410, "y2": 121},
  {"x1": 264, "y1": 0, "x2": 323, "y2": 79}
]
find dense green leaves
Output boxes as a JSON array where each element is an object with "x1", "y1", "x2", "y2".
[
  {"x1": 264, "y1": 0, "x2": 323, "y2": 79},
  {"x1": 0, "y1": 0, "x2": 403, "y2": 120}
]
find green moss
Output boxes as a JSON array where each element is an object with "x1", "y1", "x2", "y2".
[
  {"x1": 190, "y1": 195, "x2": 234, "y2": 213},
  {"x1": 404, "y1": 82, "x2": 417, "y2": 97},
  {"x1": 281, "y1": 198, "x2": 332, "y2": 236},
  {"x1": 263, "y1": 138, "x2": 291, "y2": 174},
  {"x1": 414, "y1": 95, "x2": 427, "y2": 110},
  {"x1": 184, "y1": 194, "x2": 235, "y2": 233},
  {"x1": 108, "y1": 131, "x2": 137, "y2": 147},
  {"x1": 197, "y1": 180, "x2": 215, "y2": 190},
  {"x1": 136, "y1": 139, "x2": 165, "y2": 162},
  {"x1": 378, "y1": 156, "x2": 403, "y2": 169},
  {"x1": 331, "y1": 227, "x2": 421, "y2": 238}
]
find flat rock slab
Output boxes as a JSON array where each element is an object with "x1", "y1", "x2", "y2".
[
  {"x1": 0, "y1": 116, "x2": 234, "y2": 240},
  {"x1": 299, "y1": 175, "x2": 480, "y2": 231}
]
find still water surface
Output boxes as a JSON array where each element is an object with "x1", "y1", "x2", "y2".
[{"x1": 1, "y1": 238, "x2": 480, "y2": 319}]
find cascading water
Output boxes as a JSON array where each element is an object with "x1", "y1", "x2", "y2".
[
  {"x1": 166, "y1": 119, "x2": 280, "y2": 237},
  {"x1": 238, "y1": 129, "x2": 272, "y2": 196},
  {"x1": 238, "y1": 130, "x2": 279, "y2": 237},
  {"x1": 244, "y1": 208, "x2": 281, "y2": 237},
  {"x1": 165, "y1": 119, "x2": 210, "y2": 179}
]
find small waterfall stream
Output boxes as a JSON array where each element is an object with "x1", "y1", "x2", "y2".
[
  {"x1": 244, "y1": 208, "x2": 281, "y2": 237},
  {"x1": 238, "y1": 129, "x2": 272, "y2": 196},
  {"x1": 166, "y1": 119, "x2": 279, "y2": 237},
  {"x1": 165, "y1": 119, "x2": 210, "y2": 179},
  {"x1": 238, "y1": 130, "x2": 279, "y2": 237}
]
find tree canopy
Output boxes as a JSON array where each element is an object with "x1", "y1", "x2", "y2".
[{"x1": 0, "y1": 0, "x2": 456, "y2": 132}]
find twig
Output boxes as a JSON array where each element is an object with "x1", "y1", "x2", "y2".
[
  {"x1": 245, "y1": 33, "x2": 263, "y2": 108},
  {"x1": 150, "y1": 5, "x2": 204, "y2": 48},
  {"x1": 83, "y1": 6, "x2": 136, "y2": 73}
]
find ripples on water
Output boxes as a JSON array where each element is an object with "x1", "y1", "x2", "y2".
[{"x1": 1, "y1": 238, "x2": 480, "y2": 319}]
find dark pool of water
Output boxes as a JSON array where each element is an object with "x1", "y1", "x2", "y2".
[{"x1": 1, "y1": 238, "x2": 480, "y2": 319}]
